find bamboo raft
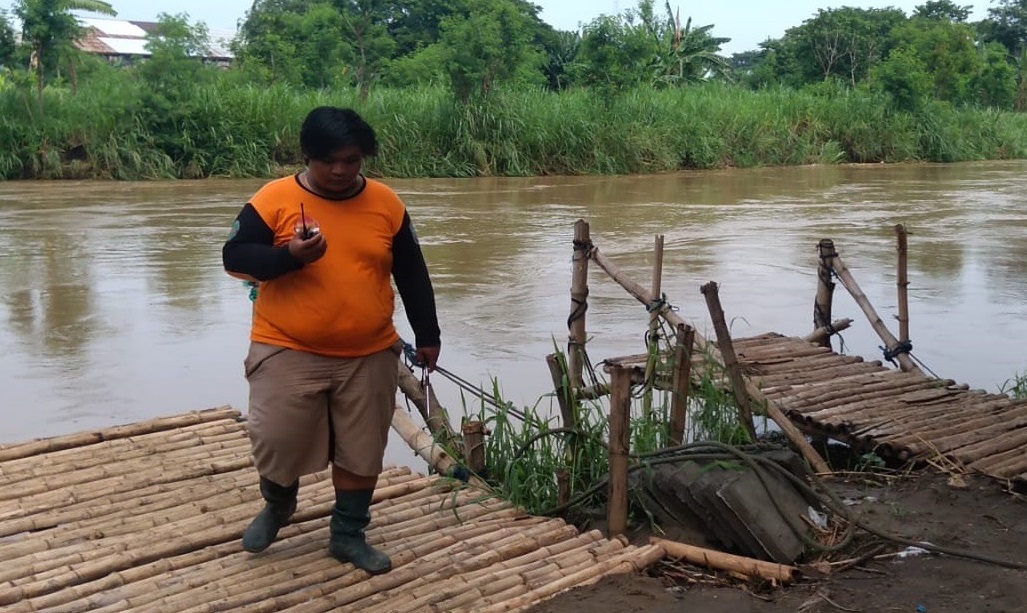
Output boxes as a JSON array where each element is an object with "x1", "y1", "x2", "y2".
[
  {"x1": 731, "y1": 332, "x2": 1027, "y2": 480},
  {"x1": 0, "y1": 407, "x2": 664, "y2": 613}
]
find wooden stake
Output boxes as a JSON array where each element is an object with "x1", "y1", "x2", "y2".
[
  {"x1": 461, "y1": 421, "x2": 486, "y2": 476},
  {"x1": 556, "y1": 469, "x2": 571, "y2": 508},
  {"x1": 606, "y1": 365, "x2": 631, "y2": 539},
  {"x1": 390, "y1": 409, "x2": 487, "y2": 489},
  {"x1": 568, "y1": 220, "x2": 591, "y2": 389},
  {"x1": 813, "y1": 239, "x2": 838, "y2": 348},
  {"x1": 669, "y1": 323, "x2": 694, "y2": 446},
  {"x1": 649, "y1": 234, "x2": 665, "y2": 332},
  {"x1": 895, "y1": 224, "x2": 910, "y2": 343},
  {"x1": 700, "y1": 282, "x2": 758, "y2": 441}
]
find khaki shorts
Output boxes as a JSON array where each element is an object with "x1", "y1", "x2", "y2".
[{"x1": 243, "y1": 341, "x2": 400, "y2": 485}]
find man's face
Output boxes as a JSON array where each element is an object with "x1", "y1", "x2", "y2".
[{"x1": 307, "y1": 144, "x2": 363, "y2": 197}]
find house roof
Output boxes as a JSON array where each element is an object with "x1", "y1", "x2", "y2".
[{"x1": 75, "y1": 17, "x2": 234, "y2": 61}]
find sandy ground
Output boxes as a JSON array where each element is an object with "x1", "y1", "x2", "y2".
[{"x1": 525, "y1": 470, "x2": 1027, "y2": 613}]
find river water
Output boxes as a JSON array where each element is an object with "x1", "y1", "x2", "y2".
[{"x1": 2, "y1": 162, "x2": 1025, "y2": 468}]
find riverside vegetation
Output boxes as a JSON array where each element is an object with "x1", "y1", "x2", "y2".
[
  {"x1": 3, "y1": 73, "x2": 1027, "y2": 181},
  {"x1": 4, "y1": 0, "x2": 1027, "y2": 180}
]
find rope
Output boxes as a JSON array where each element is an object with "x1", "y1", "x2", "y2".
[
  {"x1": 567, "y1": 297, "x2": 588, "y2": 328},
  {"x1": 400, "y1": 339, "x2": 532, "y2": 423},
  {"x1": 881, "y1": 339, "x2": 913, "y2": 364},
  {"x1": 572, "y1": 238, "x2": 594, "y2": 253}
]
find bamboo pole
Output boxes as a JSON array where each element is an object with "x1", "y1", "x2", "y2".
[
  {"x1": 567, "y1": 220, "x2": 591, "y2": 389},
  {"x1": 606, "y1": 365, "x2": 631, "y2": 539},
  {"x1": 473, "y1": 544, "x2": 667, "y2": 613},
  {"x1": 651, "y1": 537, "x2": 797, "y2": 583},
  {"x1": 828, "y1": 253, "x2": 922, "y2": 375},
  {"x1": 895, "y1": 224, "x2": 910, "y2": 344},
  {"x1": 700, "y1": 281, "x2": 758, "y2": 441},
  {"x1": 802, "y1": 318, "x2": 853, "y2": 344},
  {"x1": 669, "y1": 323, "x2": 695, "y2": 446},
  {"x1": 0, "y1": 407, "x2": 240, "y2": 462},
  {"x1": 812, "y1": 239, "x2": 838, "y2": 348},
  {"x1": 396, "y1": 362, "x2": 455, "y2": 444},
  {"x1": 589, "y1": 247, "x2": 828, "y2": 473}
]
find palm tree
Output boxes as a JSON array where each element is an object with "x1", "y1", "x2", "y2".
[{"x1": 14, "y1": 0, "x2": 116, "y2": 108}]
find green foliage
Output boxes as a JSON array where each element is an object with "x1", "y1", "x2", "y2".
[
  {"x1": 0, "y1": 9, "x2": 16, "y2": 67},
  {"x1": 5, "y1": 79, "x2": 1027, "y2": 180},
  {"x1": 570, "y1": 0, "x2": 729, "y2": 92},
  {"x1": 980, "y1": 0, "x2": 1027, "y2": 55},
  {"x1": 781, "y1": 7, "x2": 907, "y2": 86},
  {"x1": 869, "y1": 46, "x2": 933, "y2": 112},
  {"x1": 972, "y1": 42, "x2": 1019, "y2": 108},
  {"x1": 890, "y1": 17, "x2": 983, "y2": 105},
  {"x1": 913, "y1": 0, "x2": 973, "y2": 23},
  {"x1": 438, "y1": 2, "x2": 544, "y2": 102}
]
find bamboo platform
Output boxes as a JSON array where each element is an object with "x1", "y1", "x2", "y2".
[
  {"x1": 731, "y1": 333, "x2": 1027, "y2": 481},
  {"x1": 0, "y1": 407, "x2": 663, "y2": 613}
]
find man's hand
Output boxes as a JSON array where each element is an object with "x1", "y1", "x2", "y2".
[
  {"x1": 415, "y1": 346, "x2": 441, "y2": 372},
  {"x1": 288, "y1": 232, "x2": 327, "y2": 264}
]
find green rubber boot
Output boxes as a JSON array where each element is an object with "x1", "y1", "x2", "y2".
[
  {"x1": 328, "y1": 488, "x2": 392, "y2": 575},
  {"x1": 241, "y1": 477, "x2": 298, "y2": 553}
]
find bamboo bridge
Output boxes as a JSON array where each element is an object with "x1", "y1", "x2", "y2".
[
  {"x1": 573, "y1": 220, "x2": 1027, "y2": 485},
  {"x1": 0, "y1": 408, "x2": 664, "y2": 613},
  {"x1": 2, "y1": 220, "x2": 1024, "y2": 611}
]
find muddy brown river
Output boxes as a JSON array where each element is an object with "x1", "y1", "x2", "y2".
[{"x1": 2, "y1": 162, "x2": 1025, "y2": 469}]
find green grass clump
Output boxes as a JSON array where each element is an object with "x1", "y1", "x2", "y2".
[{"x1": 471, "y1": 332, "x2": 750, "y2": 518}]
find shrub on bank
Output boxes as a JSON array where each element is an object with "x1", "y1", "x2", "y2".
[{"x1": 2, "y1": 74, "x2": 1027, "y2": 180}]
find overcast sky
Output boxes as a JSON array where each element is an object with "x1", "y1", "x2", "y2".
[{"x1": 1, "y1": 0, "x2": 997, "y2": 55}]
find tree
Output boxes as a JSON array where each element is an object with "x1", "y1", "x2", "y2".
[
  {"x1": 970, "y1": 41, "x2": 1018, "y2": 108},
  {"x1": 234, "y1": 1, "x2": 348, "y2": 88},
  {"x1": 869, "y1": 45, "x2": 933, "y2": 111},
  {"x1": 890, "y1": 17, "x2": 982, "y2": 104},
  {"x1": 138, "y1": 12, "x2": 212, "y2": 94},
  {"x1": 0, "y1": 10, "x2": 16, "y2": 68},
  {"x1": 572, "y1": 1, "x2": 663, "y2": 90},
  {"x1": 913, "y1": 0, "x2": 972, "y2": 22},
  {"x1": 980, "y1": 0, "x2": 1027, "y2": 55},
  {"x1": 332, "y1": 0, "x2": 396, "y2": 100},
  {"x1": 438, "y1": 1, "x2": 543, "y2": 102},
  {"x1": 14, "y1": 0, "x2": 116, "y2": 102},
  {"x1": 781, "y1": 7, "x2": 906, "y2": 87}
]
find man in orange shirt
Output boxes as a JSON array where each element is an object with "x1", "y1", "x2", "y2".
[{"x1": 223, "y1": 106, "x2": 441, "y2": 574}]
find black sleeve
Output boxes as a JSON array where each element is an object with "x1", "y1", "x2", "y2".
[
  {"x1": 222, "y1": 203, "x2": 304, "y2": 281},
  {"x1": 392, "y1": 211, "x2": 441, "y2": 348}
]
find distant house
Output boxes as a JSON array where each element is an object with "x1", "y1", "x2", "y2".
[{"x1": 75, "y1": 17, "x2": 234, "y2": 67}]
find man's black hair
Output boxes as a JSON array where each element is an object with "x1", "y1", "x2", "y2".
[{"x1": 300, "y1": 106, "x2": 378, "y2": 160}]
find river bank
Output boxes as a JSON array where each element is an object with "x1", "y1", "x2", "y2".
[
  {"x1": 3, "y1": 81, "x2": 1027, "y2": 181},
  {"x1": 525, "y1": 469, "x2": 1027, "y2": 613}
]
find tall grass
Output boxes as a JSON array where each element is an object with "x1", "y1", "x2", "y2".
[
  {"x1": 4, "y1": 74, "x2": 1027, "y2": 180},
  {"x1": 472, "y1": 332, "x2": 750, "y2": 517}
]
